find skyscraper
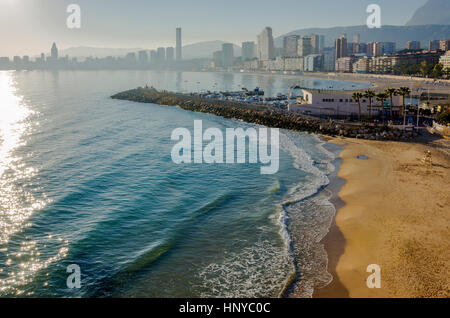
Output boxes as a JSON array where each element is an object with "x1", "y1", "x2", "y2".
[
  {"x1": 51, "y1": 42, "x2": 58, "y2": 60},
  {"x1": 242, "y1": 41, "x2": 256, "y2": 60},
  {"x1": 319, "y1": 35, "x2": 325, "y2": 53},
  {"x1": 176, "y1": 28, "x2": 182, "y2": 60},
  {"x1": 222, "y1": 43, "x2": 234, "y2": 67},
  {"x1": 335, "y1": 35, "x2": 348, "y2": 59},
  {"x1": 309, "y1": 34, "x2": 320, "y2": 54},
  {"x1": 406, "y1": 41, "x2": 421, "y2": 50},
  {"x1": 150, "y1": 50, "x2": 157, "y2": 62},
  {"x1": 213, "y1": 51, "x2": 223, "y2": 67},
  {"x1": 298, "y1": 37, "x2": 313, "y2": 57},
  {"x1": 428, "y1": 40, "x2": 440, "y2": 51},
  {"x1": 257, "y1": 27, "x2": 274, "y2": 61},
  {"x1": 166, "y1": 47, "x2": 175, "y2": 61},
  {"x1": 157, "y1": 47, "x2": 166, "y2": 61},
  {"x1": 283, "y1": 35, "x2": 300, "y2": 57},
  {"x1": 138, "y1": 50, "x2": 148, "y2": 63}
]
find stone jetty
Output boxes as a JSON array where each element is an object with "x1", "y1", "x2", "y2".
[{"x1": 111, "y1": 87, "x2": 418, "y2": 141}]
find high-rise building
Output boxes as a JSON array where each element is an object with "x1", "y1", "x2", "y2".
[
  {"x1": 322, "y1": 47, "x2": 335, "y2": 71},
  {"x1": 176, "y1": 28, "x2": 182, "y2": 60},
  {"x1": 157, "y1": 47, "x2": 166, "y2": 61},
  {"x1": 406, "y1": 41, "x2": 421, "y2": 50},
  {"x1": 222, "y1": 43, "x2": 234, "y2": 67},
  {"x1": 257, "y1": 27, "x2": 274, "y2": 61},
  {"x1": 353, "y1": 34, "x2": 360, "y2": 44},
  {"x1": 310, "y1": 35, "x2": 320, "y2": 54},
  {"x1": 382, "y1": 42, "x2": 396, "y2": 55},
  {"x1": 319, "y1": 35, "x2": 325, "y2": 53},
  {"x1": 335, "y1": 35, "x2": 348, "y2": 59},
  {"x1": 352, "y1": 42, "x2": 367, "y2": 54},
  {"x1": 304, "y1": 54, "x2": 323, "y2": 72},
  {"x1": 51, "y1": 42, "x2": 58, "y2": 60},
  {"x1": 439, "y1": 40, "x2": 450, "y2": 51},
  {"x1": 428, "y1": 40, "x2": 440, "y2": 51},
  {"x1": 213, "y1": 51, "x2": 223, "y2": 67},
  {"x1": 138, "y1": 50, "x2": 148, "y2": 63},
  {"x1": 373, "y1": 42, "x2": 383, "y2": 57},
  {"x1": 283, "y1": 35, "x2": 300, "y2": 57},
  {"x1": 298, "y1": 37, "x2": 313, "y2": 57},
  {"x1": 166, "y1": 47, "x2": 175, "y2": 61},
  {"x1": 242, "y1": 41, "x2": 256, "y2": 60},
  {"x1": 439, "y1": 51, "x2": 450, "y2": 69},
  {"x1": 150, "y1": 50, "x2": 157, "y2": 62}
]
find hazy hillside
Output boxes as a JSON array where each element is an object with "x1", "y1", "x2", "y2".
[
  {"x1": 275, "y1": 25, "x2": 450, "y2": 48},
  {"x1": 406, "y1": 0, "x2": 450, "y2": 26},
  {"x1": 182, "y1": 41, "x2": 241, "y2": 59}
]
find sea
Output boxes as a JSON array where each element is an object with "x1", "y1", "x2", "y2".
[{"x1": 0, "y1": 70, "x2": 370, "y2": 297}]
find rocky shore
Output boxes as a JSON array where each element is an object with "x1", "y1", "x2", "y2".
[{"x1": 112, "y1": 88, "x2": 418, "y2": 140}]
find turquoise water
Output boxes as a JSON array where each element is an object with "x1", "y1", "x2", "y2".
[{"x1": 0, "y1": 71, "x2": 358, "y2": 297}]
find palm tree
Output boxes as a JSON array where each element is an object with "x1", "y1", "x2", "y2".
[
  {"x1": 397, "y1": 86, "x2": 411, "y2": 129},
  {"x1": 376, "y1": 92, "x2": 388, "y2": 124},
  {"x1": 352, "y1": 92, "x2": 363, "y2": 122},
  {"x1": 364, "y1": 89, "x2": 376, "y2": 118},
  {"x1": 385, "y1": 88, "x2": 397, "y2": 120},
  {"x1": 396, "y1": 87, "x2": 411, "y2": 116}
]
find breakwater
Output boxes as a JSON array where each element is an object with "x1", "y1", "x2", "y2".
[{"x1": 111, "y1": 88, "x2": 418, "y2": 140}]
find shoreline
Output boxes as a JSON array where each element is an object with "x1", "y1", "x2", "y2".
[
  {"x1": 111, "y1": 86, "x2": 447, "y2": 297},
  {"x1": 312, "y1": 139, "x2": 349, "y2": 298},
  {"x1": 313, "y1": 133, "x2": 449, "y2": 298}
]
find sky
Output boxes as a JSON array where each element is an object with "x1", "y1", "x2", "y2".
[{"x1": 0, "y1": 0, "x2": 428, "y2": 57}]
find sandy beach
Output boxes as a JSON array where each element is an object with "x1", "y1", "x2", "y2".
[{"x1": 314, "y1": 132, "x2": 450, "y2": 298}]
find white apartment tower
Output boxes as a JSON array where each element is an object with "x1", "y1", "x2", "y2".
[{"x1": 257, "y1": 27, "x2": 275, "y2": 61}]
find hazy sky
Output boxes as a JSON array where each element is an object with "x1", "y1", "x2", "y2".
[{"x1": 0, "y1": 0, "x2": 427, "y2": 57}]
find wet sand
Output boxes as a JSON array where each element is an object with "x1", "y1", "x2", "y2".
[{"x1": 314, "y1": 132, "x2": 450, "y2": 298}]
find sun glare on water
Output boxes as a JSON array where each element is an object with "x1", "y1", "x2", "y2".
[{"x1": 0, "y1": 72, "x2": 63, "y2": 296}]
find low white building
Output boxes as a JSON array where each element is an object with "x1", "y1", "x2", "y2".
[
  {"x1": 289, "y1": 89, "x2": 402, "y2": 117},
  {"x1": 439, "y1": 50, "x2": 450, "y2": 69}
]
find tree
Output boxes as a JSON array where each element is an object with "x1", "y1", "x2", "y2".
[
  {"x1": 420, "y1": 61, "x2": 428, "y2": 77},
  {"x1": 431, "y1": 63, "x2": 444, "y2": 78},
  {"x1": 352, "y1": 92, "x2": 363, "y2": 122},
  {"x1": 364, "y1": 89, "x2": 376, "y2": 118},
  {"x1": 396, "y1": 86, "x2": 411, "y2": 115},
  {"x1": 444, "y1": 67, "x2": 450, "y2": 78},
  {"x1": 376, "y1": 92, "x2": 388, "y2": 123},
  {"x1": 385, "y1": 88, "x2": 397, "y2": 119},
  {"x1": 397, "y1": 87, "x2": 411, "y2": 128}
]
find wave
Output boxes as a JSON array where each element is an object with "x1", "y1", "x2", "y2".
[
  {"x1": 85, "y1": 191, "x2": 235, "y2": 297},
  {"x1": 277, "y1": 130, "x2": 338, "y2": 298}
]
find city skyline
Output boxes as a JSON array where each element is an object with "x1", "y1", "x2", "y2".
[{"x1": 0, "y1": 0, "x2": 430, "y2": 57}]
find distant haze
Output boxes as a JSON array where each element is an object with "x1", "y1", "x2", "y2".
[{"x1": 0, "y1": 0, "x2": 430, "y2": 57}]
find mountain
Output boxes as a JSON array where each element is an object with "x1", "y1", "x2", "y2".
[
  {"x1": 406, "y1": 0, "x2": 450, "y2": 26},
  {"x1": 275, "y1": 24, "x2": 450, "y2": 49},
  {"x1": 182, "y1": 41, "x2": 241, "y2": 59}
]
